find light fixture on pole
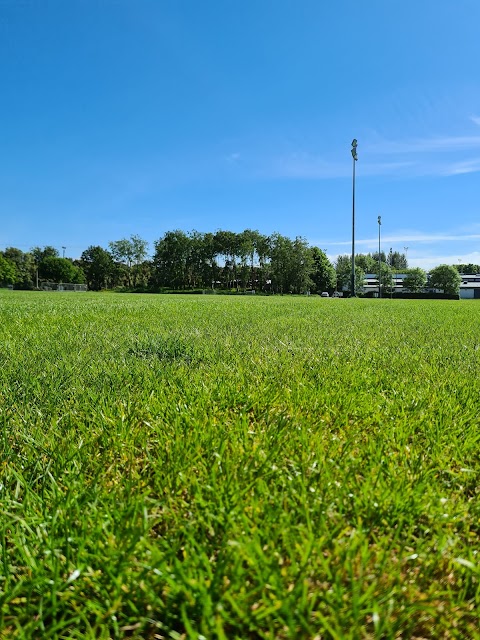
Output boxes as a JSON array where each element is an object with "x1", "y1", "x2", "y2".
[
  {"x1": 351, "y1": 139, "x2": 358, "y2": 297},
  {"x1": 62, "y1": 246, "x2": 66, "y2": 259},
  {"x1": 378, "y1": 216, "x2": 382, "y2": 298},
  {"x1": 404, "y1": 246, "x2": 409, "y2": 268}
]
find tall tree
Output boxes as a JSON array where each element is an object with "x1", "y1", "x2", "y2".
[
  {"x1": 429, "y1": 264, "x2": 462, "y2": 295},
  {"x1": 335, "y1": 255, "x2": 365, "y2": 295},
  {"x1": 2, "y1": 247, "x2": 35, "y2": 289},
  {"x1": 31, "y1": 246, "x2": 59, "y2": 263},
  {"x1": 377, "y1": 262, "x2": 394, "y2": 296},
  {"x1": 402, "y1": 268, "x2": 427, "y2": 292},
  {"x1": 456, "y1": 263, "x2": 480, "y2": 275},
  {"x1": 355, "y1": 254, "x2": 376, "y2": 273},
  {"x1": 0, "y1": 254, "x2": 16, "y2": 286},
  {"x1": 80, "y1": 246, "x2": 115, "y2": 290},
  {"x1": 109, "y1": 235, "x2": 149, "y2": 287},
  {"x1": 371, "y1": 251, "x2": 387, "y2": 264},
  {"x1": 214, "y1": 230, "x2": 239, "y2": 289},
  {"x1": 39, "y1": 257, "x2": 85, "y2": 283},
  {"x1": 152, "y1": 230, "x2": 191, "y2": 289},
  {"x1": 269, "y1": 234, "x2": 313, "y2": 294},
  {"x1": 310, "y1": 247, "x2": 336, "y2": 294}
]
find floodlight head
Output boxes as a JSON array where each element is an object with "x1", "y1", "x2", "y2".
[
  {"x1": 351, "y1": 149, "x2": 358, "y2": 161},
  {"x1": 378, "y1": 216, "x2": 381, "y2": 224},
  {"x1": 351, "y1": 139, "x2": 357, "y2": 148}
]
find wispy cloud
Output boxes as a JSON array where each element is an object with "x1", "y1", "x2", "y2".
[
  {"x1": 442, "y1": 158, "x2": 480, "y2": 175},
  {"x1": 321, "y1": 231, "x2": 480, "y2": 248},
  {"x1": 470, "y1": 115, "x2": 480, "y2": 126},
  {"x1": 409, "y1": 253, "x2": 480, "y2": 270},
  {"x1": 366, "y1": 135, "x2": 480, "y2": 155}
]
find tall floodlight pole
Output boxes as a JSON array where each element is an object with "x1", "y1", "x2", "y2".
[
  {"x1": 378, "y1": 216, "x2": 382, "y2": 298},
  {"x1": 404, "y1": 246, "x2": 409, "y2": 267},
  {"x1": 389, "y1": 247, "x2": 393, "y2": 299},
  {"x1": 62, "y1": 246, "x2": 66, "y2": 258},
  {"x1": 351, "y1": 139, "x2": 358, "y2": 296}
]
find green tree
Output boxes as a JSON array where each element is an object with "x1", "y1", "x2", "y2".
[
  {"x1": 269, "y1": 233, "x2": 292, "y2": 294},
  {"x1": 388, "y1": 251, "x2": 408, "y2": 269},
  {"x1": 269, "y1": 234, "x2": 313, "y2": 294},
  {"x1": 255, "y1": 233, "x2": 271, "y2": 292},
  {"x1": 80, "y1": 246, "x2": 115, "y2": 290},
  {"x1": 201, "y1": 232, "x2": 219, "y2": 289},
  {"x1": 355, "y1": 254, "x2": 376, "y2": 273},
  {"x1": 310, "y1": 247, "x2": 336, "y2": 294},
  {"x1": 3, "y1": 247, "x2": 35, "y2": 289},
  {"x1": 186, "y1": 230, "x2": 206, "y2": 288},
  {"x1": 109, "y1": 235, "x2": 149, "y2": 287},
  {"x1": 214, "y1": 230, "x2": 239, "y2": 289},
  {"x1": 429, "y1": 264, "x2": 462, "y2": 295},
  {"x1": 152, "y1": 230, "x2": 191, "y2": 289},
  {"x1": 0, "y1": 254, "x2": 16, "y2": 286},
  {"x1": 31, "y1": 246, "x2": 59, "y2": 263},
  {"x1": 377, "y1": 262, "x2": 394, "y2": 296},
  {"x1": 40, "y1": 257, "x2": 85, "y2": 283},
  {"x1": 456, "y1": 263, "x2": 480, "y2": 275},
  {"x1": 371, "y1": 251, "x2": 387, "y2": 265},
  {"x1": 335, "y1": 255, "x2": 365, "y2": 295},
  {"x1": 403, "y1": 268, "x2": 427, "y2": 292}
]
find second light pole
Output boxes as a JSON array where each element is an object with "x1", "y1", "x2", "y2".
[
  {"x1": 378, "y1": 215, "x2": 382, "y2": 298},
  {"x1": 351, "y1": 139, "x2": 358, "y2": 296}
]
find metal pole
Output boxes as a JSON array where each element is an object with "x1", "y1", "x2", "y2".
[
  {"x1": 378, "y1": 216, "x2": 381, "y2": 298},
  {"x1": 62, "y1": 246, "x2": 66, "y2": 258},
  {"x1": 351, "y1": 139, "x2": 358, "y2": 297},
  {"x1": 389, "y1": 247, "x2": 393, "y2": 299}
]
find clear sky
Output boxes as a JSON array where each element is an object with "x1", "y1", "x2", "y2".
[{"x1": 1, "y1": 0, "x2": 480, "y2": 269}]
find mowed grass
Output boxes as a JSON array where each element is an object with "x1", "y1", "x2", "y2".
[{"x1": 0, "y1": 291, "x2": 479, "y2": 639}]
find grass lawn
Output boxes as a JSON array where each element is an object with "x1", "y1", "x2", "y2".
[{"x1": 0, "y1": 291, "x2": 479, "y2": 639}]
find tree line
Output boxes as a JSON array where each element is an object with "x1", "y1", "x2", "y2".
[
  {"x1": 0, "y1": 229, "x2": 467, "y2": 295},
  {"x1": 0, "y1": 231, "x2": 335, "y2": 295}
]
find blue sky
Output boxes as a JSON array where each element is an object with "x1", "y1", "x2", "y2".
[{"x1": 1, "y1": 0, "x2": 480, "y2": 269}]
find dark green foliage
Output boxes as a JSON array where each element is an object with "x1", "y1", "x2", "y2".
[
  {"x1": 456, "y1": 263, "x2": 480, "y2": 274},
  {"x1": 0, "y1": 254, "x2": 16, "y2": 286},
  {"x1": 429, "y1": 264, "x2": 462, "y2": 295},
  {"x1": 309, "y1": 246, "x2": 336, "y2": 294},
  {"x1": 109, "y1": 235, "x2": 149, "y2": 287},
  {"x1": 403, "y1": 267, "x2": 428, "y2": 292},
  {"x1": 39, "y1": 256, "x2": 85, "y2": 283},
  {"x1": 80, "y1": 245, "x2": 115, "y2": 290},
  {"x1": 335, "y1": 255, "x2": 365, "y2": 295},
  {"x1": 2, "y1": 247, "x2": 36, "y2": 289},
  {"x1": 151, "y1": 229, "x2": 326, "y2": 294}
]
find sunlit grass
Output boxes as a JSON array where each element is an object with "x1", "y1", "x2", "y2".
[{"x1": 0, "y1": 291, "x2": 479, "y2": 639}]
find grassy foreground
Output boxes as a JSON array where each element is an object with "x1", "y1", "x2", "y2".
[{"x1": 0, "y1": 291, "x2": 479, "y2": 639}]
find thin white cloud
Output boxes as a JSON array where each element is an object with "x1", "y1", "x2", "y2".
[
  {"x1": 367, "y1": 135, "x2": 480, "y2": 155},
  {"x1": 470, "y1": 115, "x2": 480, "y2": 126},
  {"x1": 442, "y1": 158, "x2": 480, "y2": 175},
  {"x1": 409, "y1": 252, "x2": 480, "y2": 271},
  {"x1": 322, "y1": 232, "x2": 480, "y2": 248}
]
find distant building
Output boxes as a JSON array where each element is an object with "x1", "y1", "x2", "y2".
[
  {"x1": 359, "y1": 273, "x2": 480, "y2": 299},
  {"x1": 458, "y1": 274, "x2": 480, "y2": 299}
]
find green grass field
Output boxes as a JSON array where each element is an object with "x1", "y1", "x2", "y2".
[{"x1": 0, "y1": 291, "x2": 479, "y2": 639}]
